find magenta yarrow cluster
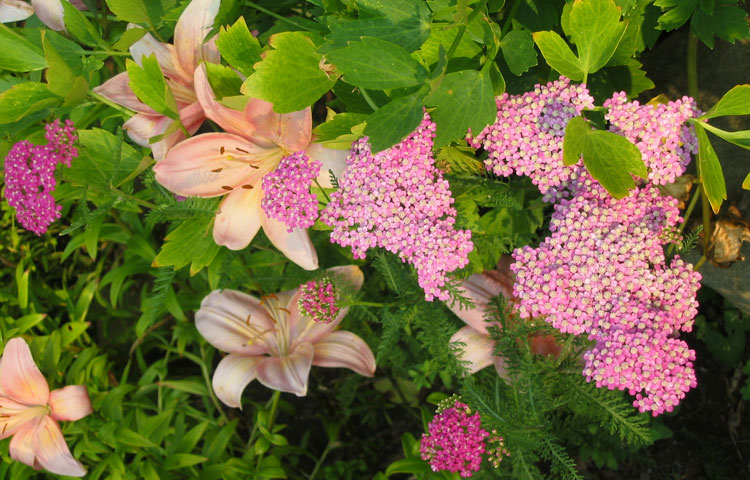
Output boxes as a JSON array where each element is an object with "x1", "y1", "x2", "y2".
[
  {"x1": 298, "y1": 278, "x2": 340, "y2": 325},
  {"x1": 3, "y1": 120, "x2": 77, "y2": 235},
  {"x1": 321, "y1": 113, "x2": 473, "y2": 301},
  {"x1": 467, "y1": 77, "x2": 595, "y2": 198},
  {"x1": 420, "y1": 397, "x2": 492, "y2": 477},
  {"x1": 261, "y1": 151, "x2": 322, "y2": 232}
]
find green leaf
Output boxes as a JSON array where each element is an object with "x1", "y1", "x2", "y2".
[
  {"x1": 112, "y1": 27, "x2": 147, "y2": 52},
  {"x1": 242, "y1": 32, "x2": 335, "y2": 112},
  {"x1": 500, "y1": 29, "x2": 538, "y2": 75},
  {"x1": 216, "y1": 16, "x2": 262, "y2": 76},
  {"x1": 61, "y1": 0, "x2": 102, "y2": 46},
  {"x1": 568, "y1": 0, "x2": 628, "y2": 76},
  {"x1": 0, "y1": 83, "x2": 59, "y2": 124},
  {"x1": 532, "y1": 31, "x2": 584, "y2": 81},
  {"x1": 695, "y1": 124, "x2": 727, "y2": 213},
  {"x1": 64, "y1": 128, "x2": 147, "y2": 189},
  {"x1": 363, "y1": 92, "x2": 425, "y2": 152},
  {"x1": 326, "y1": 37, "x2": 428, "y2": 89},
  {"x1": 691, "y1": 4, "x2": 750, "y2": 48},
  {"x1": 743, "y1": 171, "x2": 750, "y2": 190},
  {"x1": 116, "y1": 427, "x2": 159, "y2": 448},
  {"x1": 105, "y1": 0, "x2": 174, "y2": 25},
  {"x1": 0, "y1": 24, "x2": 46, "y2": 72},
  {"x1": 126, "y1": 55, "x2": 179, "y2": 119},
  {"x1": 152, "y1": 216, "x2": 221, "y2": 275},
  {"x1": 700, "y1": 122, "x2": 750, "y2": 150},
  {"x1": 312, "y1": 111, "x2": 368, "y2": 147},
  {"x1": 15, "y1": 262, "x2": 28, "y2": 310},
  {"x1": 163, "y1": 454, "x2": 208, "y2": 470},
  {"x1": 654, "y1": 0, "x2": 698, "y2": 31},
  {"x1": 205, "y1": 62, "x2": 243, "y2": 99},
  {"x1": 425, "y1": 69, "x2": 496, "y2": 147},
  {"x1": 703, "y1": 85, "x2": 750, "y2": 118},
  {"x1": 43, "y1": 33, "x2": 89, "y2": 105},
  {"x1": 159, "y1": 379, "x2": 208, "y2": 396},
  {"x1": 385, "y1": 457, "x2": 430, "y2": 477},
  {"x1": 563, "y1": 116, "x2": 589, "y2": 165}
]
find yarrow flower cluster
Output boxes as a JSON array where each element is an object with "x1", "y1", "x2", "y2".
[
  {"x1": 321, "y1": 113, "x2": 473, "y2": 301},
  {"x1": 467, "y1": 77, "x2": 595, "y2": 196},
  {"x1": 420, "y1": 396, "x2": 506, "y2": 477},
  {"x1": 3, "y1": 119, "x2": 77, "y2": 235},
  {"x1": 261, "y1": 151, "x2": 322, "y2": 232},
  {"x1": 298, "y1": 277, "x2": 340, "y2": 325}
]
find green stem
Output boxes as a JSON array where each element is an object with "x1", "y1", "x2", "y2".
[
  {"x1": 245, "y1": 1, "x2": 313, "y2": 31},
  {"x1": 693, "y1": 255, "x2": 707, "y2": 271},
  {"x1": 666, "y1": 185, "x2": 702, "y2": 256},
  {"x1": 348, "y1": 301, "x2": 385, "y2": 308},
  {"x1": 500, "y1": 0, "x2": 523, "y2": 37},
  {"x1": 89, "y1": 50, "x2": 133, "y2": 56},
  {"x1": 360, "y1": 88, "x2": 379, "y2": 112},
  {"x1": 199, "y1": 344, "x2": 229, "y2": 425},
  {"x1": 313, "y1": 178, "x2": 330, "y2": 202},
  {"x1": 309, "y1": 440, "x2": 335, "y2": 480},
  {"x1": 110, "y1": 188, "x2": 158, "y2": 209},
  {"x1": 255, "y1": 390, "x2": 282, "y2": 471},
  {"x1": 446, "y1": 0, "x2": 489, "y2": 60}
]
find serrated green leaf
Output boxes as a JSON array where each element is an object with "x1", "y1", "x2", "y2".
[
  {"x1": 112, "y1": 27, "x2": 147, "y2": 52},
  {"x1": 43, "y1": 33, "x2": 89, "y2": 105},
  {"x1": 61, "y1": 0, "x2": 102, "y2": 46},
  {"x1": 533, "y1": 31, "x2": 584, "y2": 81},
  {"x1": 437, "y1": 147, "x2": 484, "y2": 174},
  {"x1": 425, "y1": 69, "x2": 496, "y2": 147},
  {"x1": 0, "y1": 82, "x2": 59, "y2": 124},
  {"x1": 312, "y1": 112, "x2": 368, "y2": 146},
  {"x1": 205, "y1": 62, "x2": 243, "y2": 99},
  {"x1": 695, "y1": 124, "x2": 727, "y2": 213},
  {"x1": 328, "y1": 16, "x2": 430, "y2": 53},
  {"x1": 563, "y1": 115, "x2": 589, "y2": 165},
  {"x1": 363, "y1": 92, "x2": 425, "y2": 152},
  {"x1": 691, "y1": 4, "x2": 750, "y2": 48},
  {"x1": 654, "y1": 0, "x2": 698, "y2": 31},
  {"x1": 105, "y1": 0, "x2": 174, "y2": 25},
  {"x1": 152, "y1": 216, "x2": 220, "y2": 275},
  {"x1": 216, "y1": 16, "x2": 262, "y2": 76},
  {"x1": 63, "y1": 128, "x2": 147, "y2": 189},
  {"x1": 703, "y1": 85, "x2": 750, "y2": 118},
  {"x1": 500, "y1": 29, "x2": 538, "y2": 75},
  {"x1": 126, "y1": 55, "x2": 179, "y2": 119},
  {"x1": 326, "y1": 37, "x2": 428, "y2": 89},
  {"x1": 569, "y1": 0, "x2": 628, "y2": 76},
  {"x1": 0, "y1": 24, "x2": 46, "y2": 72},
  {"x1": 242, "y1": 32, "x2": 335, "y2": 112}
]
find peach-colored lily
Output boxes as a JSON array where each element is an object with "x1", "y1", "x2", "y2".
[
  {"x1": 0, "y1": 338, "x2": 92, "y2": 476},
  {"x1": 92, "y1": 0, "x2": 220, "y2": 160},
  {"x1": 152, "y1": 63, "x2": 347, "y2": 270},
  {"x1": 0, "y1": 0, "x2": 85, "y2": 31},
  {"x1": 195, "y1": 266, "x2": 375, "y2": 406},
  {"x1": 448, "y1": 257, "x2": 561, "y2": 377}
]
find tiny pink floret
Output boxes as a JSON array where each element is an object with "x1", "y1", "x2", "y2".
[
  {"x1": 261, "y1": 150, "x2": 322, "y2": 232},
  {"x1": 298, "y1": 278, "x2": 340, "y2": 325}
]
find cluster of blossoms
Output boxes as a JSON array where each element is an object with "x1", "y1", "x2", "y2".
[
  {"x1": 3, "y1": 119, "x2": 77, "y2": 235},
  {"x1": 261, "y1": 150, "x2": 322, "y2": 232},
  {"x1": 421, "y1": 396, "x2": 506, "y2": 477},
  {"x1": 298, "y1": 277, "x2": 340, "y2": 325},
  {"x1": 321, "y1": 113, "x2": 473, "y2": 301}
]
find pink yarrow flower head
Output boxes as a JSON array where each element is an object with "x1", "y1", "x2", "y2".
[
  {"x1": 195, "y1": 266, "x2": 375, "y2": 406},
  {"x1": 0, "y1": 0, "x2": 86, "y2": 31},
  {"x1": 298, "y1": 276, "x2": 340, "y2": 325},
  {"x1": 3, "y1": 119, "x2": 77, "y2": 235},
  {"x1": 467, "y1": 77, "x2": 595, "y2": 198},
  {"x1": 153, "y1": 64, "x2": 347, "y2": 270},
  {"x1": 0, "y1": 338, "x2": 93, "y2": 476},
  {"x1": 321, "y1": 113, "x2": 473, "y2": 301},
  {"x1": 92, "y1": 0, "x2": 221, "y2": 160}
]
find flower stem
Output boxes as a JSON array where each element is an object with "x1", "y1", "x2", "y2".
[
  {"x1": 360, "y1": 88, "x2": 379, "y2": 112},
  {"x1": 245, "y1": 1, "x2": 313, "y2": 31},
  {"x1": 309, "y1": 440, "x2": 335, "y2": 480}
]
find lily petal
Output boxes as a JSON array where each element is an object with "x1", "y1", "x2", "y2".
[
  {"x1": 256, "y1": 341, "x2": 314, "y2": 397},
  {"x1": 450, "y1": 326, "x2": 495, "y2": 374},
  {"x1": 154, "y1": 132, "x2": 271, "y2": 196},
  {"x1": 196, "y1": 289, "x2": 276, "y2": 355},
  {"x1": 174, "y1": 0, "x2": 220, "y2": 76},
  {"x1": 260, "y1": 210, "x2": 319, "y2": 271},
  {"x1": 129, "y1": 26, "x2": 190, "y2": 85},
  {"x1": 0, "y1": 397, "x2": 47, "y2": 440},
  {"x1": 0, "y1": 338, "x2": 49, "y2": 405},
  {"x1": 48, "y1": 386, "x2": 92, "y2": 422},
  {"x1": 244, "y1": 99, "x2": 311, "y2": 152},
  {"x1": 126, "y1": 102, "x2": 204, "y2": 161},
  {"x1": 194, "y1": 64, "x2": 252, "y2": 137},
  {"x1": 312, "y1": 331, "x2": 376, "y2": 377},
  {"x1": 493, "y1": 356, "x2": 510, "y2": 381},
  {"x1": 213, "y1": 187, "x2": 264, "y2": 250},
  {"x1": 211, "y1": 354, "x2": 261, "y2": 409},
  {"x1": 0, "y1": 0, "x2": 34, "y2": 23},
  {"x1": 447, "y1": 272, "x2": 508, "y2": 335},
  {"x1": 92, "y1": 72, "x2": 156, "y2": 114},
  {"x1": 9, "y1": 420, "x2": 38, "y2": 468},
  {"x1": 33, "y1": 416, "x2": 86, "y2": 477},
  {"x1": 307, "y1": 143, "x2": 348, "y2": 188},
  {"x1": 31, "y1": 0, "x2": 63, "y2": 30}
]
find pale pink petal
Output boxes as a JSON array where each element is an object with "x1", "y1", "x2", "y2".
[
  {"x1": 211, "y1": 354, "x2": 261, "y2": 409},
  {"x1": 447, "y1": 272, "x2": 509, "y2": 335},
  {"x1": 92, "y1": 72, "x2": 156, "y2": 114},
  {"x1": 129, "y1": 26, "x2": 190, "y2": 84},
  {"x1": 123, "y1": 113, "x2": 169, "y2": 148},
  {"x1": 0, "y1": 338, "x2": 49, "y2": 405},
  {"x1": 307, "y1": 143, "x2": 348, "y2": 188},
  {"x1": 9, "y1": 420, "x2": 39, "y2": 468},
  {"x1": 154, "y1": 132, "x2": 272, "y2": 196},
  {"x1": 174, "y1": 0, "x2": 220, "y2": 76},
  {"x1": 31, "y1": 0, "x2": 63, "y2": 30},
  {"x1": 127, "y1": 102, "x2": 205, "y2": 161},
  {"x1": 493, "y1": 356, "x2": 510, "y2": 381},
  {"x1": 256, "y1": 342, "x2": 314, "y2": 397},
  {"x1": 0, "y1": 397, "x2": 47, "y2": 440},
  {"x1": 33, "y1": 416, "x2": 86, "y2": 477},
  {"x1": 243, "y1": 99, "x2": 311, "y2": 152},
  {"x1": 0, "y1": 0, "x2": 34, "y2": 23},
  {"x1": 48, "y1": 386, "x2": 92, "y2": 422},
  {"x1": 194, "y1": 64, "x2": 253, "y2": 137},
  {"x1": 312, "y1": 331, "x2": 375, "y2": 377},
  {"x1": 196, "y1": 289, "x2": 276, "y2": 355},
  {"x1": 450, "y1": 326, "x2": 495, "y2": 374},
  {"x1": 170, "y1": 78, "x2": 198, "y2": 104},
  {"x1": 213, "y1": 187, "x2": 264, "y2": 250},
  {"x1": 260, "y1": 210, "x2": 319, "y2": 270}
]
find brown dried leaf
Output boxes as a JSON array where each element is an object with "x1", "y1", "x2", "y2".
[
  {"x1": 710, "y1": 205, "x2": 750, "y2": 266},
  {"x1": 658, "y1": 174, "x2": 695, "y2": 209}
]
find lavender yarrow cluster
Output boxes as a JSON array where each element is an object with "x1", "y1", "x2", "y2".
[
  {"x1": 261, "y1": 150, "x2": 322, "y2": 232},
  {"x1": 466, "y1": 76, "x2": 595, "y2": 197},
  {"x1": 3, "y1": 120, "x2": 77, "y2": 235},
  {"x1": 321, "y1": 113, "x2": 473, "y2": 302}
]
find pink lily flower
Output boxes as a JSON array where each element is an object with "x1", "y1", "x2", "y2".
[
  {"x1": 0, "y1": 0, "x2": 85, "y2": 31},
  {"x1": 152, "y1": 63, "x2": 347, "y2": 270},
  {"x1": 195, "y1": 266, "x2": 376, "y2": 406},
  {"x1": 92, "y1": 0, "x2": 220, "y2": 160},
  {"x1": 448, "y1": 257, "x2": 561, "y2": 377},
  {"x1": 0, "y1": 338, "x2": 92, "y2": 476}
]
